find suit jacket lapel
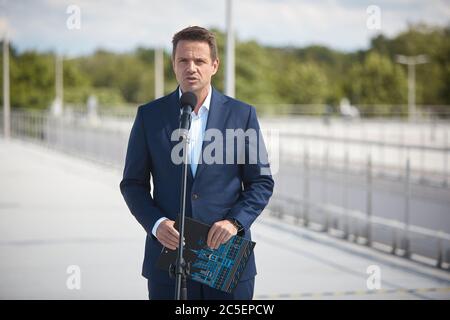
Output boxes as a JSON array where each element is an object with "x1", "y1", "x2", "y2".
[
  {"x1": 193, "y1": 87, "x2": 229, "y2": 181},
  {"x1": 163, "y1": 88, "x2": 195, "y2": 182},
  {"x1": 164, "y1": 88, "x2": 181, "y2": 145},
  {"x1": 164, "y1": 86, "x2": 230, "y2": 182}
]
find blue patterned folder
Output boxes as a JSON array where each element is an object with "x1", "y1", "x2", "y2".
[{"x1": 156, "y1": 216, "x2": 256, "y2": 293}]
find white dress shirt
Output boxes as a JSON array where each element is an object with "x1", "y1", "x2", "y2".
[{"x1": 151, "y1": 86, "x2": 212, "y2": 238}]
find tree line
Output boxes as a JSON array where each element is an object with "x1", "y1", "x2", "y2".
[{"x1": 0, "y1": 23, "x2": 449, "y2": 116}]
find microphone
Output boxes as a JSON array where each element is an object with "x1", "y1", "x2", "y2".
[{"x1": 179, "y1": 91, "x2": 197, "y2": 132}]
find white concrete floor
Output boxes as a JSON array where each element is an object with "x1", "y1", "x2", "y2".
[{"x1": 0, "y1": 138, "x2": 449, "y2": 299}]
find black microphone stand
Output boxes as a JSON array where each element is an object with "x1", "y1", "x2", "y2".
[{"x1": 169, "y1": 105, "x2": 192, "y2": 300}]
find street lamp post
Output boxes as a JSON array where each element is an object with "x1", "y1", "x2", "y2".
[
  {"x1": 396, "y1": 54, "x2": 428, "y2": 121},
  {"x1": 56, "y1": 54, "x2": 63, "y2": 114},
  {"x1": 154, "y1": 48, "x2": 164, "y2": 99},
  {"x1": 225, "y1": 0, "x2": 235, "y2": 98},
  {"x1": 50, "y1": 54, "x2": 64, "y2": 117},
  {"x1": 3, "y1": 32, "x2": 10, "y2": 139}
]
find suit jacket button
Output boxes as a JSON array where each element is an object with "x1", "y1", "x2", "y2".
[{"x1": 192, "y1": 193, "x2": 199, "y2": 200}]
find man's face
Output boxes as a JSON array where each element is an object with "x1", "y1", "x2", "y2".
[{"x1": 172, "y1": 40, "x2": 219, "y2": 95}]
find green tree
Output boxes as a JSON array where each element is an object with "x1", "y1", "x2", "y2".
[
  {"x1": 371, "y1": 24, "x2": 450, "y2": 106},
  {"x1": 276, "y1": 60, "x2": 328, "y2": 105},
  {"x1": 8, "y1": 51, "x2": 54, "y2": 110},
  {"x1": 345, "y1": 52, "x2": 407, "y2": 115}
]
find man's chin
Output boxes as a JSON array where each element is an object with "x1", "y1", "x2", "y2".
[{"x1": 181, "y1": 83, "x2": 200, "y2": 93}]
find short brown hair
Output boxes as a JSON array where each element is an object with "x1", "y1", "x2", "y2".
[{"x1": 172, "y1": 26, "x2": 218, "y2": 61}]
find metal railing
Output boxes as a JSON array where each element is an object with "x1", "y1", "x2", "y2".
[
  {"x1": 2, "y1": 110, "x2": 129, "y2": 170},
  {"x1": 267, "y1": 144, "x2": 450, "y2": 269},
  {"x1": 1, "y1": 109, "x2": 449, "y2": 270},
  {"x1": 260, "y1": 117, "x2": 450, "y2": 188}
]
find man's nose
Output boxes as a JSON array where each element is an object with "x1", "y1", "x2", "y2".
[{"x1": 186, "y1": 61, "x2": 195, "y2": 73}]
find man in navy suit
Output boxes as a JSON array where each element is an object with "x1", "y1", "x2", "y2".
[{"x1": 120, "y1": 26, "x2": 274, "y2": 300}]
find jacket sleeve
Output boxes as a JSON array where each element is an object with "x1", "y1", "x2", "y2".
[
  {"x1": 119, "y1": 106, "x2": 164, "y2": 239},
  {"x1": 226, "y1": 105, "x2": 275, "y2": 232}
]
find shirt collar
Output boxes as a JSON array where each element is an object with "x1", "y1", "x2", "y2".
[{"x1": 178, "y1": 85, "x2": 212, "y2": 112}]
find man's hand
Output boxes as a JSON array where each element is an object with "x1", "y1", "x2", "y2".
[
  {"x1": 207, "y1": 220, "x2": 238, "y2": 250},
  {"x1": 156, "y1": 219, "x2": 180, "y2": 250}
]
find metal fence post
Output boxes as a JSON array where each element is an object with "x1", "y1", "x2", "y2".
[
  {"x1": 404, "y1": 153, "x2": 411, "y2": 258},
  {"x1": 380, "y1": 122, "x2": 385, "y2": 176},
  {"x1": 436, "y1": 231, "x2": 443, "y2": 269},
  {"x1": 323, "y1": 146, "x2": 329, "y2": 232},
  {"x1": 366, "y1": 153, "x2": 372, "y2": 246},
  {"x1": 17, "y1": 112, "x2": 21, "y2": 138},
  {"x1": 83, "y1": 120, "x2": 88, "y2": 159},
  {"x1": 444, "y1": 129, "x2": 449, "y2": 188},
  {"x1": 58, "y1": 116, "x2": 63, "y2": 151},
  {"x1": 420, "y1": 124, "x2": 425, "y2": 183},
  {"x1": 303, "y1": 144, "x2": 310, "y2": 227},
  {"x1": 399, "y1": 121, "x2": 405, "y2": 181},
  {"x1": 343, "y1": 150, "x2": 349, "y2": 239}
]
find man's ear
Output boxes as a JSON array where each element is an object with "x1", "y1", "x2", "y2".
[{"x1": 212, "y1": 58, "x2": 220, "y2": 75}]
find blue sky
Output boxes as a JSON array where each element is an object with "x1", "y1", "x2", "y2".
[{"x1": 0, "y1": 0, "x2": 449, "y2": 56}]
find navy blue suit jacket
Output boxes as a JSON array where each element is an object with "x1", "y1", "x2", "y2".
[{"x1": 120, "y1": 87, "x2": 274, "y2": 285}]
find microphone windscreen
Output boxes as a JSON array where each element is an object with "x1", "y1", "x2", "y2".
[{"x1": 180, "y1": 91, "x2": 197, "y2": 108}]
